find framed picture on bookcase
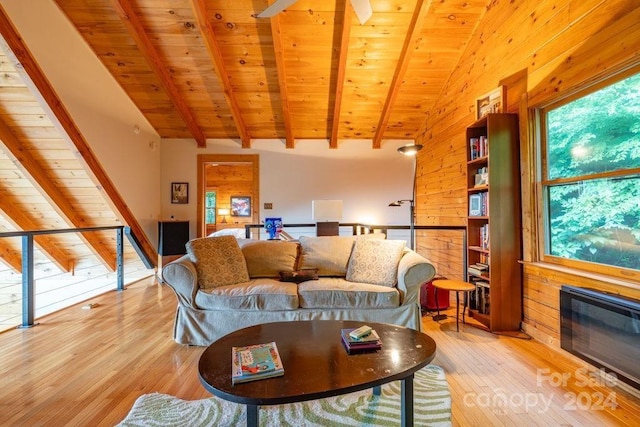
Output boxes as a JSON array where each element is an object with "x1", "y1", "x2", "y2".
[
  {"x1": 476, "y1": 86, "x2": 505, "y2": 119},
  {"x1": 469, "y1": 194, "x2": 482, "y2": 216}
]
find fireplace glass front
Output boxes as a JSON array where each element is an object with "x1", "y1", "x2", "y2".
[{"x1": 560, "y1": 285, "x2": 640, "y2": 390}]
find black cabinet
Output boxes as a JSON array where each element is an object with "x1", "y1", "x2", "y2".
[{"x1": 158, "y1": 221, "x2": 189, "y2": 256}]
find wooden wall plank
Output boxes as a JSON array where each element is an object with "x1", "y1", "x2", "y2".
[{"x1": 416, "y1": 0, "x2": 640, "y2": 347}]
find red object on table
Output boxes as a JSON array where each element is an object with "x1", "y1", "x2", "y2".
[{"x1": 420, "y1": 279, "x2": 450, "y2": 310}]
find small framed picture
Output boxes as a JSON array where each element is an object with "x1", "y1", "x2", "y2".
[
  {"x1": 476, "y1": 86, "x2": 505, "y2": 119},
  {"x1": 469, "y1": 194, "x2": 482, "y2": 216},
  {"x1": 171, "y1": 182, "x2": 189, "y2": 204},
  {"x1": 230, "y1": 196, "x2": 251, "y2": 217}
]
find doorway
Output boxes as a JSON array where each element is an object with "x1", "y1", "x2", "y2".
[{"x1": 197, "y1": 154, "x2": 259, "y2": 238}]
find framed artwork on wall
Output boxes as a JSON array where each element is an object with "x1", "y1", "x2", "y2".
[
  {"x1": 230, "y1": 196, "x2": 251, "y2": 217},
  {"x1": 171, "y1": 182, "x2": 189, "y2": 204},
  {"x1": 476, "y1": 86, "x2": 505, "y2": 119}
]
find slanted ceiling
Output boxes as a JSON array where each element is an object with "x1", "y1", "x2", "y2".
[
  {"x1": 54, "y1": 0, "x2": 487, "y2": 148},
  {"x1": 0, "y1": 44, "x2": 126, "y2": 272},
  {"x1": 0, "y1": 6, "x2": 155, "y2": 273}
]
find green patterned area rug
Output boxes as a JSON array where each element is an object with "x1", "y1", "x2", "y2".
[{"x1": 117, "y1": 365, "x2": 451, "y2": 426}]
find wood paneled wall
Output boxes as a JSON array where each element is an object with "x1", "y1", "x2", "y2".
[
  {"x1": 416, "y1": 229, "x2": 465, "y2": 281},
  {"x1": 205, "y1": 163, "x2": 255, "y2": 230},
  {"x1": 415, "y1": 0, "x2": 640, "y2": 345}
]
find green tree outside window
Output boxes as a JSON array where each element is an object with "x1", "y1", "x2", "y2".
[
  {"x1": 543, "y1": 72, "x2": 640, "y2": 271},
  {"x1": 205, "y1": 191, "x2": 216, "y2": 224}
]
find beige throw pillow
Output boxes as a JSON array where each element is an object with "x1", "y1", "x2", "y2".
[
  {"x1": 298, "y1": 235, "x2": 387, "y2": 276},
  {"x1": 346, "y1": 239, "x2": 406, "y2": 287},
  {"x1": 298, "y1": 236, "x2": 356, "y2": 276},
  {"x1": 241, "y1": 240, "x2": 299, "y2": 277},
  {"x1": 186, "y1": 235, "x2": 249, "y2": 289}
]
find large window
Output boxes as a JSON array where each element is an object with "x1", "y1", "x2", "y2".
[{"x1": 540, "y1": 71, "x2": 640, "y2": 275}]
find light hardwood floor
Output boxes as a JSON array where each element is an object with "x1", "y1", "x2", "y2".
[{"x1": 1, "y1": 278, "x2": 638, "y2": 426}]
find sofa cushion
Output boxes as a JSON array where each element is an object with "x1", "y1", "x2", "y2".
[
  {"x1": 298, "y1": 235, "x2": 384, "y2": 277},
  {"x1": 240, "y1": 240, "x2": 299, "y2": 277},
  {"x1": 298, "y1": 278, "x2": 399, "y2": 308},
  {"x1": 346, "y1": 239, "x2": 406, "y2": 287},
  {"x1": 195, "y1": 279, "x2": 299, "y2": 310},
  {"x1": 186, "y1": 235, "x2": 249, "y2": 289}
]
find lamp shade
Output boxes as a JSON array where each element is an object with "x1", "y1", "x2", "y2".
[
  {"x1": 312, "y1": 200, "x2": 343, "y2": 222},
  {"x1": 217, "y1": 208, "x2": 230, "y2": 216}
]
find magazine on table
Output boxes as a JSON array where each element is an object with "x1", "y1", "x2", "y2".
[{"x1": 231, "y1": 341, "x2": 284, "y2": 384}]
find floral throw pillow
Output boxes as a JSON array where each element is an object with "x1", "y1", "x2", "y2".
[
  {"x1": 346, "y1": 239, "x2": 406, "y2": 287},
  {"x1": 186, "y1": 235, "x2": 249, "y2": 289}
]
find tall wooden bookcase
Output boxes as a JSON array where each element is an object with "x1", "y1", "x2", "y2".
[{"x1": 466, "y1": 113, "x2": 522, "y2": 333}]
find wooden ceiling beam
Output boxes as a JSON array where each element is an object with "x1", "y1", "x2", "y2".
[
  {"x1": 0, "y1": 191, "x2": 72, "y2": 273},
  {"x1": 330, "y1": 0, "x2": 353, "y2": 149},
  {"x1": 0, "y1": 115, "x2": 117, "y2": 271},
  {"x1": 269, "y1": 11, "x2": 295, "y2": 148},
  {"x1": 372, "y1": 0, "x2": 431, "y2": 149},
  {"x1": 109, "y1": 0, "x2": 207, "y2": 147},
  {"x1": 0, "y1": 240, "x2": 21, "y2": 273},
  {"x1": 0, "y1": 8, "x2": 157, "y2": 269},
  {"x1": 191, "y1": 0, "x2": 251, "y2": 148}
]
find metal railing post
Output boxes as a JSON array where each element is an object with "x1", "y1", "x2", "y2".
[
  {"x1": 20, "y1": 234, "x2": 35, "y2": 328},
  {"x1": 116, "y1": 227, "x2": 124, "y2": 291}
]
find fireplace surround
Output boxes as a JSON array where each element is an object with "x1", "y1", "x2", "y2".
[{"x1": 560, "y1": 285, "x2": 640, "y2": 391}]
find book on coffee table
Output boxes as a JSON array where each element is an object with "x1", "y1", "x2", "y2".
[
  {"x1": 341, "y1": 328, "x2": 382, "y2": 354},
  {"x1": 232, "y1": 341, "x2": 284, "y2": 384}
]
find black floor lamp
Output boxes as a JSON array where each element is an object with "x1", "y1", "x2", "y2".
[{"x1": 389, "y1": 143, "x2": 423, "y2": 250}]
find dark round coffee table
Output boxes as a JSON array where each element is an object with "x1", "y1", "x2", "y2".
[{"x1": 198, "y1": 320, "x2": 437, "y2": 427}]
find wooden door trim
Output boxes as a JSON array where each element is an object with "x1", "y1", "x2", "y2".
[{"x1": 196, "y1": 154, "x2": 259, "y2": 238}]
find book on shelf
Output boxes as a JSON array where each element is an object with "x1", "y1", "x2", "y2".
[
  {"x1": 468, "y1": 278, "x2": 490, "y2": 313},
  {"x1": 470, "y1": 262, "x2": 488, "y2": 271},
  {"x1": 469, "y1": 136, "x2": 488, "y2": 160},
  {"x1": 468, "y1": 262, "x2": 489, "y2": 276},
  {"x1": 479, "y1": 224, "x2": 490, "y2": 249},
  {"x1": 231, "y1": 341, "x2": 284, "y2": 385},
  {"x1": 474, "y1": 281, "x2": 490, "y2": 315},
  {"x1": 474, "y1": 166, "x2": 488, "y2": 187},
  {"x1": 481, "y1": 191, "x2": 488, "y2": 215},
  {"x1": 341, "y1": 328, "x2": 382, "y2": 354}
]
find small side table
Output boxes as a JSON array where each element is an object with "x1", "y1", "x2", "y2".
[{"x1": 432, "y1": 279, "x2": 476, "y2": 332}]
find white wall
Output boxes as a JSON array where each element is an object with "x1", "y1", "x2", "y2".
[
  {"x1": 162, "y1": 139, "x2": 417, "y2": 239},
  {"x1": 1, "y1": 0, "x2": 162, "y2": 244}
]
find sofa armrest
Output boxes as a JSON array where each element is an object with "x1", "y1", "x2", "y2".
[
  {"x1": 161, "y1": 255, "x2": 199, "y2": 309},
  {"x1": 396, "y1": 250, "x2": 436, "y2": 305}
]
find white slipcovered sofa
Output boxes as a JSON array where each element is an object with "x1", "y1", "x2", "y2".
[{"x1": 162, "y1": 234, "x2": 436, "y2": 346}]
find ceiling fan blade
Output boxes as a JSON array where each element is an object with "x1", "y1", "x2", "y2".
[
  {"x1": 257, "y1": 0, "x2": 301, "y2": 18},
  {"x1": 350, "y1": 0, "x2": 373, "y2": 24}
]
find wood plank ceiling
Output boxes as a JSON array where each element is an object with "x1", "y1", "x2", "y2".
[
  {"x1": 0, "y1": 0, "x2": 488, "y2": 273},
  {"x1": 0, "y1": 43, "x2": 125, "y2": 273},
  {"x1": 0, "y1": 6, "x2": 156, "y2": 274},
  {"x1": 55, "y1": 0, "x2": 488, "y2": 148}
]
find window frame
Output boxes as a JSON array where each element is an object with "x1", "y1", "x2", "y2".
[{"x1": 535, "y1": 67, "x2": 640, "y2": 282}]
